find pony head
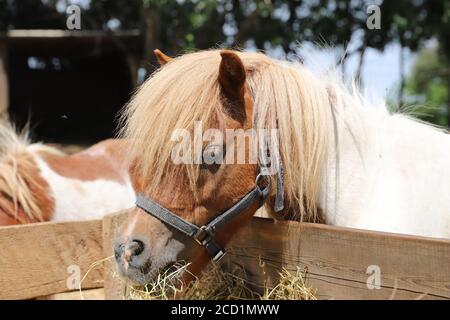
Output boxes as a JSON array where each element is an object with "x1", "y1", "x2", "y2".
[{"x1": 115, "y1": 49, "x2": 330, "y2": 285}]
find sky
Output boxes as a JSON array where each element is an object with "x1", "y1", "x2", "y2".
[
  {"x1": 280, "y1": 40, "x2": 416, "y2": 105},
  {"x1": 346, "y1": 43, "x2": 415, "y2": 101}
]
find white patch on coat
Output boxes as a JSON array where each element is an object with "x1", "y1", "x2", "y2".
[
  {"x1": 32, "y1": 153, "x2": 135, "y2": 221},
  {"x1": 319, "y1": 95, "x2": 450, "y2": 239}
]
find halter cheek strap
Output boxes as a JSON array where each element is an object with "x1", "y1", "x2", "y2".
[
  {"x1": 135, "y1": 173, "x2": 270, "y2": 261},
  {"x1": 274, "y1": 161, "x2": 285, "y2": 212}
]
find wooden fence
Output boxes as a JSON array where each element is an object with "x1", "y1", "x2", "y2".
[{"x1": 1, "y1": 211, "x2": 450, "y2": 300}]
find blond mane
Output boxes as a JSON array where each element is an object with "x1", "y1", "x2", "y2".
[
  {"x1": 0, "y1": 122, "x2": 55, "y2": 222},
  {"x1": 120, "y1": 50, "x2": 333, "y2": 221}
]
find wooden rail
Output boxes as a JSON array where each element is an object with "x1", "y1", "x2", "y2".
[
  {"x1": 102, "y1": 215, "x2": 450, "y2": 300},
  {"x1": 1, "y1": 212, "x2": 450, "y2": 300},
  {"x1": 0, "y1": 218, "x2": 104, "y2": 299},
  {"x1": 226, "y1": 218, "x2": 450, "y2": 300}
]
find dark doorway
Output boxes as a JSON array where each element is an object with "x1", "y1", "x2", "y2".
[{"x1": 8, "y1": 47, "x2": 133, "y2": 144}]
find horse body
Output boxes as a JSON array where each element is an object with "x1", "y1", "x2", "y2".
[
  {"x1": 322, "y1": 102, "x2": 450, "y2": 238},
  {"x1": 0, "y1": 123, "x2": 136, "y2": 225},
  {"x1": 31, "y1": 139, "x2": 136, "y2": 221}
]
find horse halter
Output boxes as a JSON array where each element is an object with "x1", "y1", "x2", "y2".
[{"x1": 135, "y1": 172, "x2": 271, "y2": 261}]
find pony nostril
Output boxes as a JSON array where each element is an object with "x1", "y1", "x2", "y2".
[
  {"x1": 124, "y1": 240, "x2": 145, "y2": 262},
  {"x1": 132, "y1": 240, "x2": 145, "y2": 255}
]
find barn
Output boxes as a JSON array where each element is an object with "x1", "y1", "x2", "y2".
[{"x1": 0, "y1": 29, "x2": 142, "y2": 144}]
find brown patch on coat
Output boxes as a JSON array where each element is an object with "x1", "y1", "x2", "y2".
[{"x1": 38, "y1": 139, "x2": 130, "y2": 183}]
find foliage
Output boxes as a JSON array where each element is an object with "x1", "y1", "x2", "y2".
[
  {"x1": 0, "y1": 0, "x2": 448, "y2": 125},
  {"x1": 404, "y1": 47, "x2": 449, "y2": 126},
  {"x1": 0, "y1": 1, "x2": 447, "y2": 55}
]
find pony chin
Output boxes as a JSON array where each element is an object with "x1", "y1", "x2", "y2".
[
  {"x1": 115, "y1": 218, "x2": 213, "y2": 286},
  {"x1": 114, "y1": 210, "x2": 192, "y2": 285},
  {"x1": 115, "y1": 240, "x2": 187, "y2": 286}
]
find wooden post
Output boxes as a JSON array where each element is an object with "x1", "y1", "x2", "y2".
[
  {"x1": 126, "y1": 53, "x2": 140, "y2": 86},
  {"x1": 0, "y1": 43, "x2": 8, "y2": 120}
]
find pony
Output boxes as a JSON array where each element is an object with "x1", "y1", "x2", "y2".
[
  {"x1": 114, "y1": 49, "x2": 450, "y2": 285},
  {"x1": 0, "y1": 121, "x2": 136, "y2": 226}
]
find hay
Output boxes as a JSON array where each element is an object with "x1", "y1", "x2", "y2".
[
  {"x1": 78, "y1": 255, "x2": 114, "y2": 300},
  {"x1": 127, "y1": 262, "x2": 189, "y2": 300},
  {"x1": 127, "y1": 262, "x2": 316, "y2": 300},
  {"x1": 262, "y1": 267, "x2": 317, "y2": 300}
]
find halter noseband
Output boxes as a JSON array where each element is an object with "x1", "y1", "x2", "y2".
[{"x1": 135, "y1": 172, "x2": 270, "y2": 261}]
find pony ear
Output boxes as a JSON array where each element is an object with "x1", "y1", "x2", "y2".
[
  {"x1": 154, "y1": 49, "x2": 172, "y2": 65},
  {"x1": 218, "y1": 50, "x2": 246, "y2": 106}
]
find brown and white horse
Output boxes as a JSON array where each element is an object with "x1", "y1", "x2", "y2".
[
  {"x1": 114, "y1": 49, "x2": 450, "y2": 285},
  {"x1": 0, "y1": 122, "x2": 136, "y2": 226}
]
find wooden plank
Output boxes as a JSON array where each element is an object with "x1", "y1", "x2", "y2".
[
  {"x1": 2, "y1": 29, "x2": 140, "y2": 39},
  {"x1": 0, "y1": 219, "x2": 104, "y2": 299},
  {"x1": 226, "y1": 218, "x2": 450, "y2": 300},
  {"x1": 0, "y1": 30, "x2": 142, "y2": 56},
  {"x1": 103, "y1": 211, "x2": 129, "y2": 300}
]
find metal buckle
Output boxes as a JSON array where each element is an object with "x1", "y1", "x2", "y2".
[
  {"x1": 255, "y1": 173, "x2": 270, "y2": 198},
  {"x1": 194, "y1": 226, "x2": 211, "y2": 245},
  {"x1": 212, "y1": 249, "x2": 226, "y2": 262},
  {"x1": 255, "y1": 173, "x2": 269, "y2": 187}
]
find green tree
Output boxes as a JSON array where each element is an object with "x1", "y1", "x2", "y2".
[
  {"x1": 404, "y1": 46, "x2": 449, "y2": 127},
  {"x1": 1, "y1": 0, "x2": 449, "y2": 124}
]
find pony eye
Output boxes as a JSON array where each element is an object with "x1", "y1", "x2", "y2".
[{"x1": 203, "y1": 144, "x2": 224, "y2": 165}]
